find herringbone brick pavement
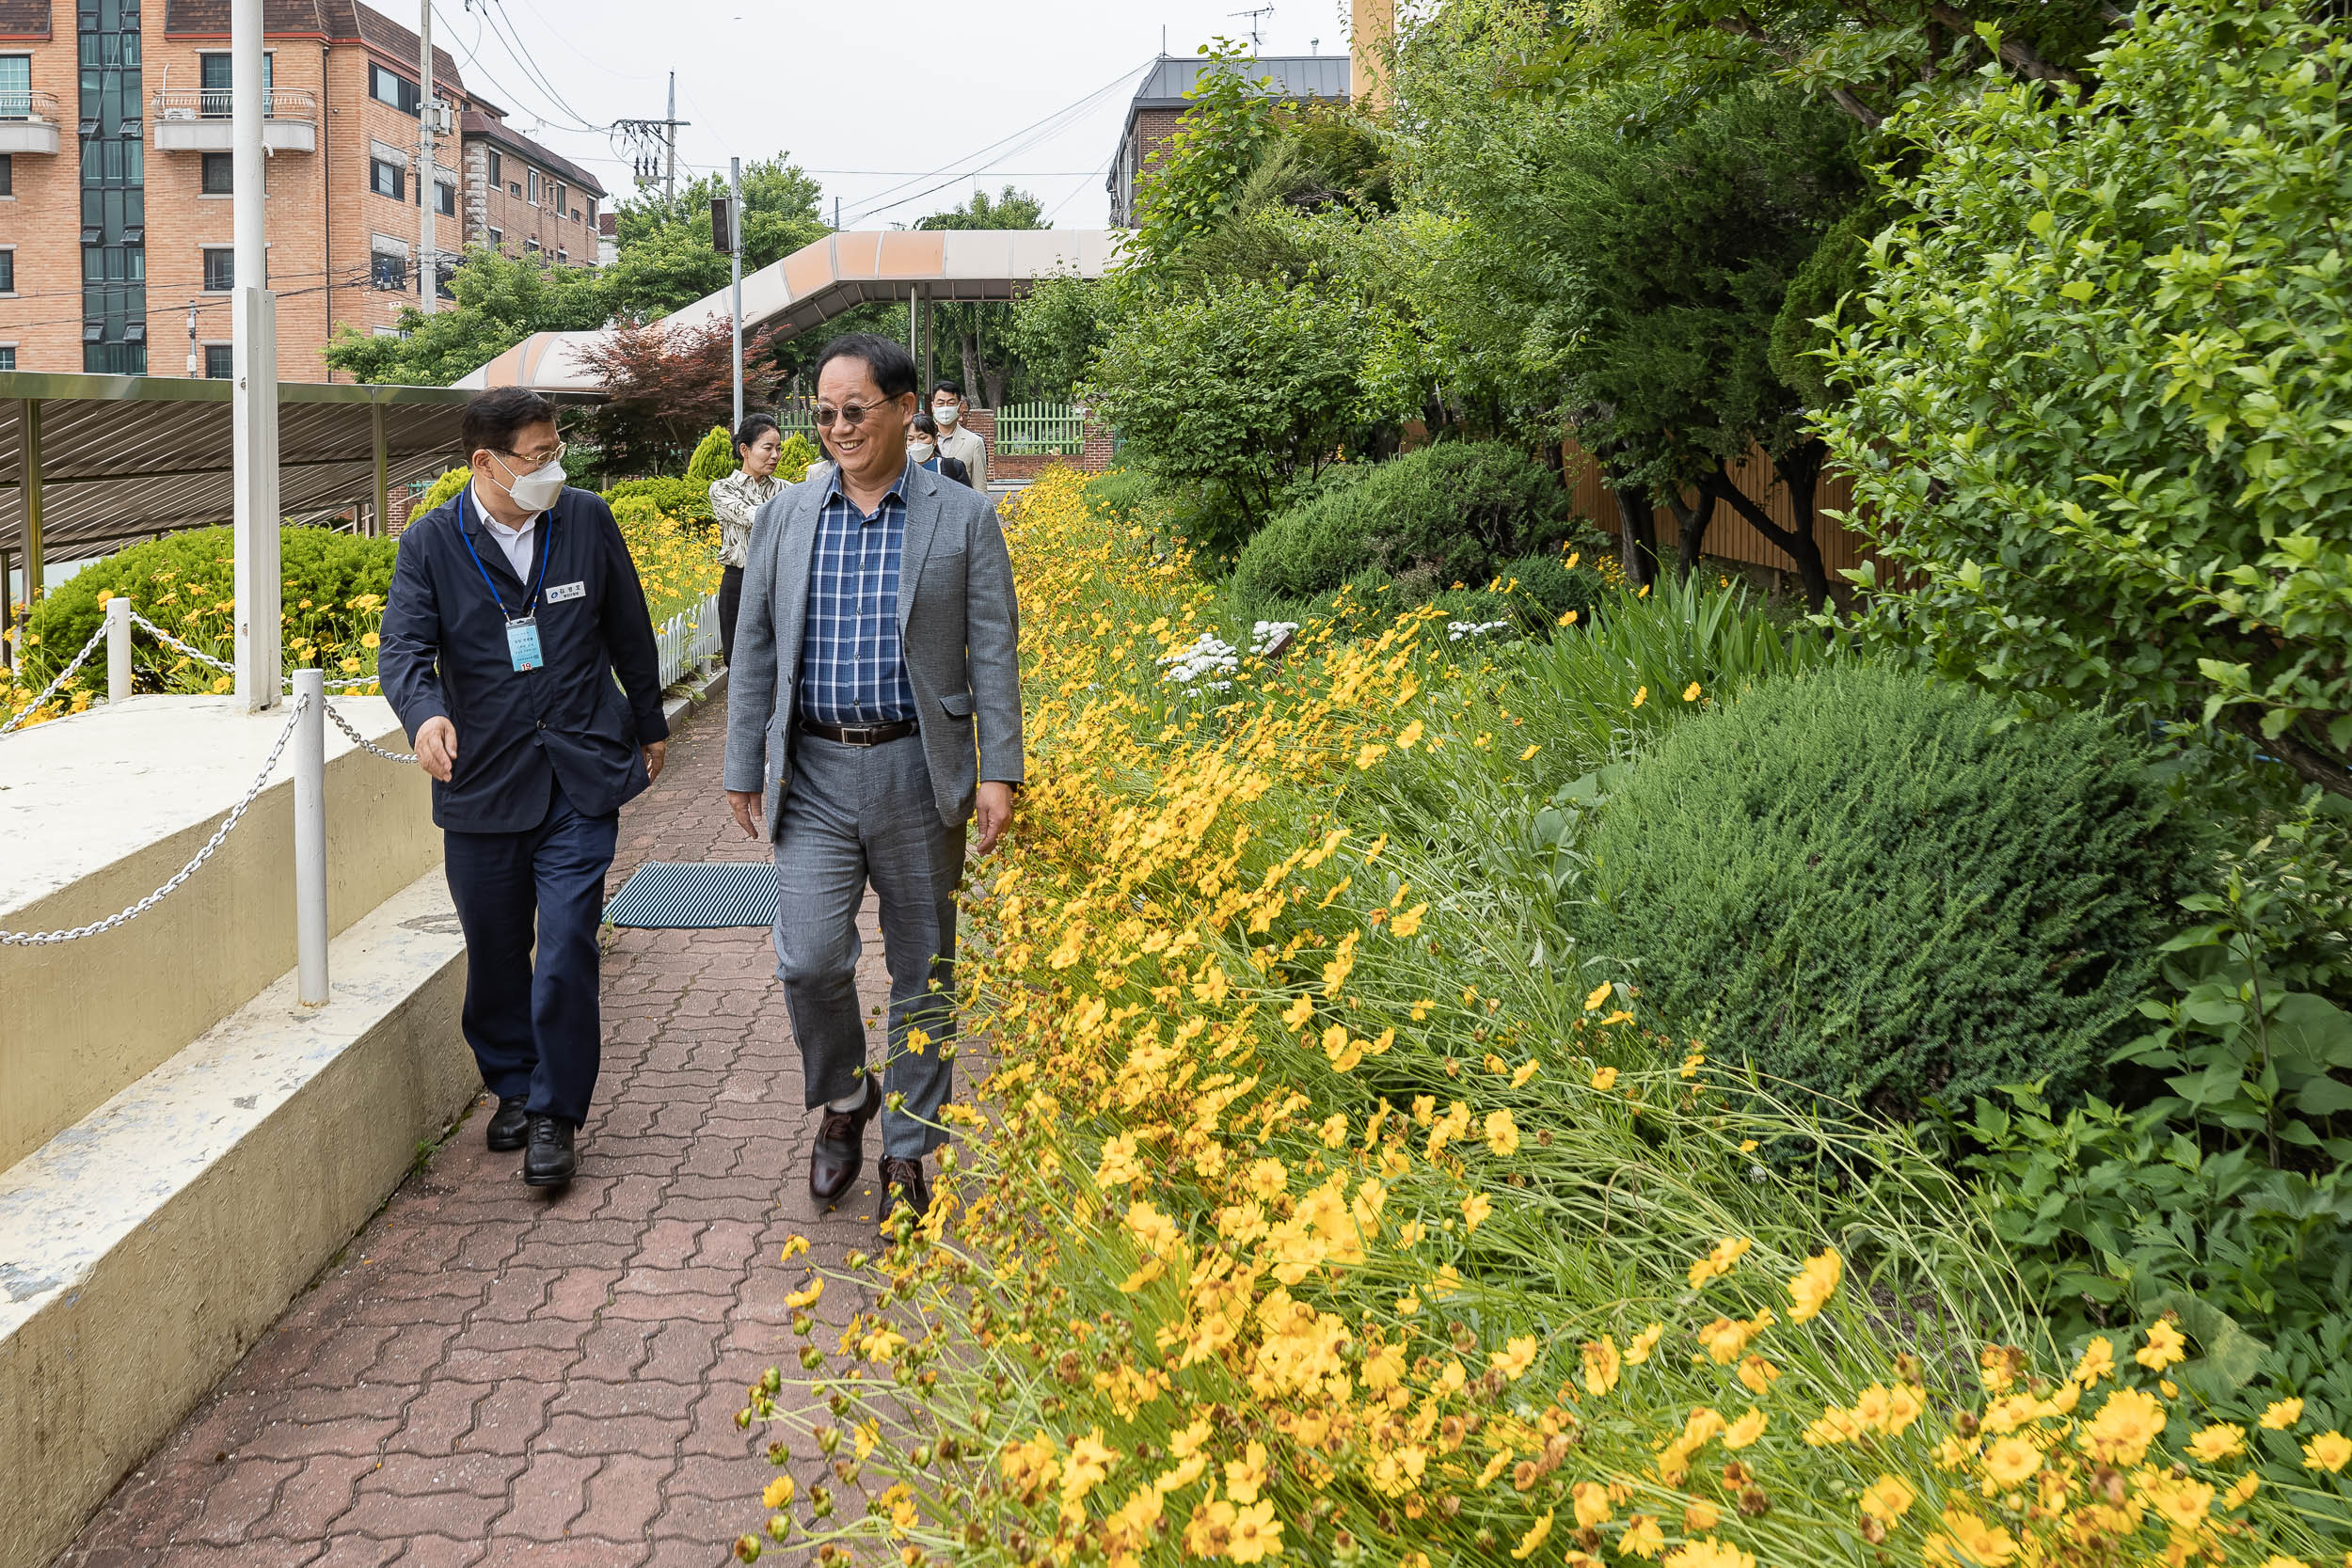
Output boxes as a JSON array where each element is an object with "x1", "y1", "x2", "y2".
[{"x1": 56, "y1": 691, "x2": 895, "y2": 1567}]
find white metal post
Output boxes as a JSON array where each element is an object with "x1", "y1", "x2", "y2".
[
  {"x1": 105, "y1": 594, "x2": 132, "y2": 702},
  {"x1": 730, "y1": 155, "x2": 743, "y2": 434},
  {"x1": 292, "y1": 667, "x2": 329, "y2": 1006},
  {"x1": 417, "y1": 0, "x2": 436, "y2": 316},
  {"x1": 231, "y1": 0, "x2": 281, "y2": 710}
]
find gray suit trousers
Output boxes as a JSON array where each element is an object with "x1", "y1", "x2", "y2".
[{"x1": 771, "y1": 733, "x2": 963, "y2": 1160}]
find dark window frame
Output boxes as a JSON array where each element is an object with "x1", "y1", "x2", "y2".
[
  {"x1": 369, "y1": 62, "x2": 420, "y2": 116},
  {"x1": 370, "y1": 156, "x2": 405, "y2": 201},
  {"x1": 435, "y1": 179, "x2": 454, "y2": 216},
  {"x1": 200, "y1": 150, "x2": 232, "y2": 193},
  {"x1": 203, "y1": 341, "x2": 232, "y2": 379},
  {"x1": 0, "y1": 247, "x2": 14, "y2": 294},
  {"x1": 0, "y1": 153, "x2": 12, "y2": 198},
  {"x1": 0, "y1": 345, "x2": 16, "y2": 371},
  {"x1": 200, "y1": 247, "x2": 232, "y2": 292}
]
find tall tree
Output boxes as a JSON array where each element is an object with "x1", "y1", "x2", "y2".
[
  {"x1": 604, "y1": 157, "x2": 828, "y2": 321},
  {"x1": 324, "y1": 246, "x2": 612, "y2": 386},
  {"x1": 915, "y1": 186, "x2": 1047, "y2": 406}
]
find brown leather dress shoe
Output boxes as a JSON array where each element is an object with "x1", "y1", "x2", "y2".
[
  {"x1": 809, "y1": 1078, "x2": 882, "y2": 1205},
  {"x1": 878, "y1": 1157, "x2": 930, "y2": 1236}
]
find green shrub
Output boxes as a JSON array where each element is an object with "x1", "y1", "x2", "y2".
[
  {"x1": 776, "y1": 433, "x2": 818, "y2": 484},
  {"x1": 411, "y1": 466, "x2": 469, "y2": 516},
  {"x1": 1498, "y1": 551, "x2": 1609, "y2": 633},
  {"x1": 1231, "y1": 442, "x2": 1567, "y2": 606},
  {"x1": 600, "y1": 475, "x2": 714, "y2": 525},
  {"x1": 1081, "y1": 467, "x2": 1161, "y2": 526},
  {"x1": 685, "y1": 425, "x2": 736, "y2": 483},
  {"x1": 1581, "y1": 665, "x2": 2202, "y2": 1123},
  {"x1": 24, "y1": 526, "x2": 396, "y2": 691}
]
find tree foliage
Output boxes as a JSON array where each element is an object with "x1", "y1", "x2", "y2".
[
  {"x1": 1822, "y1": 0, "x2": 2352, "y2": 798},
  {"x1": 323, "y1": 246, "x2": 611, "y2": 386},
  {"x1": 915, "y1": 186, "x2": 1049, "y2": 406},
  {"x1": 603, "y1": 157, "x2": 828, "y2": 320}
]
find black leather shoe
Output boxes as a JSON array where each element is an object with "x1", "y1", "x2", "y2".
[
  {"x1": 878, "y1": 1157, "x2": 930, "y2": 1235},
  {"x1": 809, "y1": 1078, "x2": 882, "y2": 1206},
  {"x1": 522, "y1": 1116, "x2": 577, "y2": 1188},
  {"x1": 485, "y1": 1095, "x2": 530, "y2": 1152}
]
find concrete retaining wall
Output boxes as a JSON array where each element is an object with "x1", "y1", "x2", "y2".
[{"x1": 0, "y1": 872, "x2": 475, "y2": 1568}]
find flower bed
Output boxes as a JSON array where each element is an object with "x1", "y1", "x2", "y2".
[{"x1": 731, "y1": 469, "x2": 2348, "y2": 1567}]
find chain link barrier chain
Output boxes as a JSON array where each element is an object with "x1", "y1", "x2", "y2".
[
  {"x1": 0, "y1": 618, "x2": 111, "y2": 736},
  {"x1": 323, "y1": 698, "x2": 419, "y2": 764},
  {"x1": 0, "y1": 694, "x2": 310, "y2": 946},
  {"x1": 129, "y1": 610, "x2": 379, "y2": 690}
]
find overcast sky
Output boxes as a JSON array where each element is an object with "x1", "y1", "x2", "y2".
[{"x1": 424, "y1": 0, "x2": 1360, "y2": 231}]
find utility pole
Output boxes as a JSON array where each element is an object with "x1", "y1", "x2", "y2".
[
  {"x1": 231, "y1": 0, "x2": 281, "y2": 709},
  {"x1": 417, "y1": 0, "x2": 436, "y2": 315},
  {"x1": 664, "y1": 71, "x2": 677, "y2": 202},
  {"x1": 728, "y1": 155, "x2": 743, "y2": 432}
]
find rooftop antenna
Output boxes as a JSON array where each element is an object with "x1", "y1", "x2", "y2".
[{"x1": 1229, "y1": 3, "x2": 1273, "y2": 49}]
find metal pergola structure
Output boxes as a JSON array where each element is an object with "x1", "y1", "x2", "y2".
[{"x1": 0, "y1": 372, "x2": 598, "y2": 664}]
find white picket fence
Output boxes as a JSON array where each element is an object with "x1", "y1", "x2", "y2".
[{"x1": 655, "y1": 592, "x2": 723, "y2": 689}]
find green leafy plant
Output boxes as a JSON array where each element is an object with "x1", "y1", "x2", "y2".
[
  {"x1": 600, "y1": 475, "x2": 715, "y2": 526},
  {"x1": 684, "y1": 425, "x2": 737, "y2": 484},
  {"x1": 1229, "y1": 442, "x2": 1568, "y2": 605},
  {"x1": 1821, "y1": 0, "x2": 2352, "y2": 800},
  {"x1": 1498, "y1": 549, "x2": 1610, "y2": 634},
  {"x1": 410, "y1": 466, "x2": 469, "y2": 516},
  {"x1": 1582, "y1": 665, "x2": 2205, "y2": 1123},
  {"x1": 774, "y1": 433, "x2": 818, "y2": 484}
]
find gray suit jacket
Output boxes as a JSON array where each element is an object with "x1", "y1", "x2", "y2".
[{"x1": 723, "y1": 461, "x2": 1023, "y2": 835}]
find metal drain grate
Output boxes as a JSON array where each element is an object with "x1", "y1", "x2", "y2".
[{"x1": 603, "y1": 861, "x2": 780, "y2": 929}]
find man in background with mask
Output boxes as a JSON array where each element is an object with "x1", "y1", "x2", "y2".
[
  {"x1": 380, "y1": 387, "x2": 670, "y2": 1190},
  {"x1": 930, "y1": 381, "x2": 988, "y2": 492}
]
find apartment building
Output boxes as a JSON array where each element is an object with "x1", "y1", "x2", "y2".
[{"x1": 0, "y1": 0, "x2": 602, "y2": 382}]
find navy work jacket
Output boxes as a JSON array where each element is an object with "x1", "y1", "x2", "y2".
[{"x1": 379, "y1": 486, "x2": 670, "y2": 833}]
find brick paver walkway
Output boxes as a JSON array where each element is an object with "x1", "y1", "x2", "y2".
[{"x1": 56, "y1": 691, "x2": 891, "y2": 1567}]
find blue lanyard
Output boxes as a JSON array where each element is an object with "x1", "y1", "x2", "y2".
[{"x1": 456, "y1": 488, "x2": 551, "y2": 619}]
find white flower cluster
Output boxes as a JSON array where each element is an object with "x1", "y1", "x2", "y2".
[
  {"x1": 1161, "y1": 631, "x2": 1239, "y2": 689},
  {"x1": 1447, "y1": 619, "x2": 1513, "y2": 641},
  {"x1": 1250, "y1": 620, "x2": 1301, "y2": 657}
]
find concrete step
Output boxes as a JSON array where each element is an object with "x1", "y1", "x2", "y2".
[{"x1": 0, "y1": 869, "x2": 475, "y2": 1568}]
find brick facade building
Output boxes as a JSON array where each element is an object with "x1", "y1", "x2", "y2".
[
  {"x1": 0, "y1": 0, "x2": 601, "y2": 381},
  {"x1": 1104, "y1": 54, "x2": 1350, "y2": 228}
]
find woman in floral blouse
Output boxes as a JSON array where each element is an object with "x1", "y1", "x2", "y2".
[{"x1": 707, "y1": 414, "x2": 785, "y2": 666}]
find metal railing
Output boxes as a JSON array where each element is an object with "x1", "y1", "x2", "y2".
[
  {"x1": 995, "y1": 403, "x2": 1088, "y2": 457},
  {"x1": 0, "y1": 88, "x2": 61, "y2": 121},
  {"x1": 150, "y1": 87, "x2": 317, "y2": 121},
  {"x1": 655, "y1": 591, "x2": 723, "y2": 689}
]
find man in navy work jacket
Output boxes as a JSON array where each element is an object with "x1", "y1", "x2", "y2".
[{"x1": 379, "y1": 388, "x2": 670, "y2": 1189}]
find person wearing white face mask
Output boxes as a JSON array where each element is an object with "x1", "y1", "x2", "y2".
[
  {"x1": 378, "y1": 388, "x2": 671, "y2": 1190},
  {"x1": 929, "y1": 380, "x2": 987, "y2": 492},
  {"x1": 907, "y1": 409, "x2": 974, "y2": 488}
]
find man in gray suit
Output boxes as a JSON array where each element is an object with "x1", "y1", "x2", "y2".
[{"x1": 723, "y1": 333, "x2": 1022, "y2": 1235}]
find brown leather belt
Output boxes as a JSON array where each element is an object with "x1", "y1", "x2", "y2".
[{"x1": 797, "y1": 718, "x2": 918, "y2": 747}]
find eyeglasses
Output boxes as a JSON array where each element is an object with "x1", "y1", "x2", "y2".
[
  {"x1": 813, "y1": 401, "x2": 899, "y2": 430},
  {"x1": 503, "y1": 440, "x2": 566, "y2": 467}
]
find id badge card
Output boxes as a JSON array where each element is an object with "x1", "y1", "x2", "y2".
[{"x1": 505, "y1": 615, "x2": 544, "y2": 673}]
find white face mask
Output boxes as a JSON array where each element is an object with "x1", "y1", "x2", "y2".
[
  {"x1": 908, "y1": 441, "x2": 937, "y2": 462},
  {"x1": 932, "y1": 404, "x2": 961, "y2": 427},
  {"x1": 496, "y1": 452, "x2": 565, "y2": 513}
]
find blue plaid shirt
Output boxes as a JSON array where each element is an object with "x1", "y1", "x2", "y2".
[{"x1": 797, "y1": 462, "x2": 919, "y2": 727}]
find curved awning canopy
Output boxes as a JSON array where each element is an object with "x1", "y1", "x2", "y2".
[
  {"x1": 0, "y1": 372, "x2": 599, "y2": 563},
  {"x1": 456, "y1": 229, "x2": 1118, "y2": 393}
]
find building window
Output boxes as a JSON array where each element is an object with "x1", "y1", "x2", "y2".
[
  {"x1": 582, "y1": 197, "x2": 594, "y2": 226},
  {"x1": 487, "y1": 226, "x2": 502, "y2": 251},
  {"x1": 435, "y1": 180, "x2": 454, "y2": 217},
  {"x1": 201, "y1": 247, "x2": 232, "y2": 292},
  {"x1": 525, "y1": 168, "x2": 538, "y2": 205},
  {"x1": 555, "y1": 247, "x2": 566, "y2": 264},
  {"x1": 200, "y1": 150, "x2": 232, "y2": 194},
  {"x1": 0, "y1": 154, "x2": 11, "y2": 198},
  {"x1": 524, "y1": 236, "x2": 539, "y2": 254},
  {"x1": 203, "y1": 342, "x2": 232, "y2": 379},
  {"x1": 371, "y1": 249, "x2": 406, "y2": 290},
  {"x1": 507, "y1": 181, "x2": 520, "y2": 198},
  {"x1": 0, "y1": 346, "x2": 14, "y2": 371},
  {"x1": 485, "y1": 149, "x2": 501, "y2": 184},
  {"x1": 0, "y1": 248, "x2": 14, "y2": 295},
  {"x1": 370, "y1": 63, "x2": 420, "y2": 116},
  {"x1": 370, "y1": 156, "x2": 405, "y2": 201},
  {"x1": 553, "y1": 181, "x2": 565, "y2": 214},
  {"x1": 0, "y1": 54, "x2": 28, "y2": 119}
]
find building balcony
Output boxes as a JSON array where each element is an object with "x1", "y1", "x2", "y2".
[
  {"x1": 0, "y1": 90, "x2": 64, "y2": 154},
  {"x1": 150, "y1": 89, "x2": 317, "y2": 153}
]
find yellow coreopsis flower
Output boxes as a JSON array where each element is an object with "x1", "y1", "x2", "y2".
[
  {"x1": 1662, "y1": 1537, "x2": 1752, "y2": 1568},
  {"x1": 1391, "y1": 902, "x2": 1427, "y2": 938},
  {"x1": 1485, "y1": 1109, "x2": 1521, "y2": 1156},
  {"x1": 1736, "y1": 1355, "x2": 1780, "y2": 1395},
  {"x1": 1631, "y1": 686, "x2": 1648, "y2": 709},
  {"x1": 1590, "y1": 1066, "x2": 1620, "y2": 1091},
  {"x1": 2187, "y1": 1422, "x2": 2246, "y2": 1464},
  {"x1": 1490, "y1": 1335, "x2": 1538, "y2": 1381},
  {"x1": 1510, "y1": 1509, "x2": 1555, "y2": 1560},
  {"x1": 2082, "y1": 1387, "x2": 2165, "y2": 1465},
  {"x1": 2305, "y1": 1431, "x2": 2352, "y2": 1474},
  {"x1": 1395, "y1": 720, "x2": 1424, "y2": 750},
  {"x1": 1688, "y1": 1235, "x2": 1753, "y2": 1288},
  {"x1": 2260, "y1": 1397, "x2": 2305, "y2": 1431},
  {"x1": 1724, "y1": 1409, "x2": 1767, "y2": 1449},
  {"x1": 2069, "y1": 1337, "x2": 2115, "y2": 1387},
  {"x1": 1572, "y1": 1479, "x2": 1613, "y2": 1528},
  {"x1": 1682, "y1": 682, "x2": 1701, "y2": 702},
  {"x1": 2136, "y1": 1319, "x2": 2188, "y2": 1370},
  {"x1": 1226, "y1": 1499, "x2": 1282, "y2": 1564},
  {"x1": 1581, "y1": 1335, "x2": 1622, "y2": 1396},
  {"x1": 1462, "y1": 1192, "x2": 1494, "y2": 1231},
  {"x1": 784, "y1": 1276, "x2": 825, "y2": 1309},
  {"x1": 1859, "y1": 1473, "x2": 1914, "y2": 1523},
  {"x1": 1626, "y1": 1323, "x2": 1664, "y2": 1364},
  {"x1": 1786, "y1": 1247, "x2": 1843, "y2": 1322},
  {"x1": 1982, "y1": 1435, "x2": 2040, "y2": 1490},
  {"x1": 763, "y1": 1475, "x2": 796, "y2": 1508},
  {"x1": 778, "y1": 1235, "x2": 810, "y2": 1261},
  {"x1": 1223, "y1": 1439, "x2": 1269, "y2": 1503},
  {"x1": 1620, "y1": 1514, "x2": 1666, "y2": 1560}
]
